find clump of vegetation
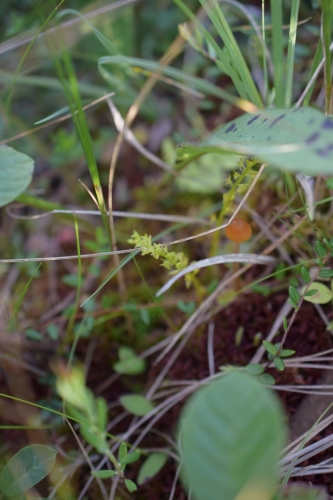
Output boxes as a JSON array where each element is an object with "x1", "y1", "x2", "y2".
[{"x1": 1, "y1": 1, "x2": 333, "y2": 499}]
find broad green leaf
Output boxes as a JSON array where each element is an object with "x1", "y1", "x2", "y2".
[
  {"x1": 302, "y1": 282, "x2": 332, "y2": 304},
  {"x1": 137, "y1": 453, "x2": 168, "y2": 485},
  {"x1": 0, "y1": 445, "x2": 57, "y2": 497},
  {"x1": 120, "y1": 395, "x2": 154, "y2": 416},
  {"x1": 179, "y1": 372, "x2": 286, "y2": 500},
  {"x1": 274, "y1": 484, "x2": 328, "y2": 499},
  {"x1": 113, "y1": 357, "x2": 146, "y2": 375},
  {"x1": 0, "y1": 146, "x2": 34, "y2": 207},
  {"x1": 177, "y1": 108, "x2": 333, "y2": 175}
]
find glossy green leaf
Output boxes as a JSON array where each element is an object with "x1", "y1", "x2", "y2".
[
  {"x1": 302, "y1": 282, "x2": 332, "y2": 304},
  {"x1": 179, "y1": 372, "x2": 286, "y2": 500},
  {"x1": 0, "y1": 146, "x2": 34, "y2": 207},
  {"x1": 0, "y1": 445, "x2": 57, "y2": 497},
  {"x1": 120, "y1": 395, "x2": 154, "y2": 416},
  {"x1": 177, "y1": 108, "x2": 333, "y2": 175},
  {"x1": 137, "y1": 452, "x2": 168, "y2": 485}
]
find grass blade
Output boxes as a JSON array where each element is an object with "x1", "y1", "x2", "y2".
[
  {"x1": 285, "y1": 0, "x2": 300, "y2": 107},
  {"x1": 270, "y1": 0, "x2": 284, "y2": 107}
]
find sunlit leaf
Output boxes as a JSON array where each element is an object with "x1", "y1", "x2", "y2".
[{"x1": 302, "y1": 282, "x2": 332, "y2": 304}]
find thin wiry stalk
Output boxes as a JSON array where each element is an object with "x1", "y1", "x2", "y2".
[
  {"x1": 207, "y1": 322, "x2": 215, "y2": 376},
  {"x1": 8, "y1": 207, "x2": 214, "y2": 225}
]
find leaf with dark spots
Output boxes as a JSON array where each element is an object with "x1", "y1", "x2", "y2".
[
  {"x1": 247, "y1": 114, "x2": 260, "y2": 126},
  {"x1": 321, "y1": 117, "x2": 333, "y2": 130},
  {"x1": 305, "y1": 132, "x2": 320, "y2": 145},
  {"x1": 176, "y1": 107, "x2": 333, "y2": 174},
  {"x1": 316, "y1": 144, "x2": 333, "y2": 157},
  {"x1": 225, "y1": 123, "x2": 236, "y2": 133},
  {"x1": 269, "y1": 113, "x2": 286, "y2": 129}
]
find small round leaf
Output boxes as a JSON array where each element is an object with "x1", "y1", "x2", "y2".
[
  {"x1": 0, "y1": 146, "x2": 34, "y2": 207},
  {"x1": 120, "y1": 395, "x2": 154, "y2": 416},
  {"x1": 0, "y1": 445, "x2": 57, "y2": 497}
]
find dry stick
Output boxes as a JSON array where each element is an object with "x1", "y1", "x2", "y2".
[{"x1": 106, "y1": 35, "x2": 186, "y2": 335}]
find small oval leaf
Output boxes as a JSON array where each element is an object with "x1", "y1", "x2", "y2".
[
  {"x1": 0, "y1": 146, "x2": 34, "y2": 207},
  {"x1": 137, "y1": 452, "x2": 168, "y2": 485},
  {"x1": 120, "y1": 395, "x2": 154, "y2": 416},
  {"x1": 179, "y1": 372, "x2": 286, "y2": 500},
  {"x1": 124, "y1": 478, "x2": 137, "y2": 492},
  {"x1": 0, "y1": 445, "x2": 57, "y2": 497},
  {"x1": 113, "y1": 357, "x2": 146, "y2": 375},
  {"x1": 302, "y1": 282, "x2": 332, "y2": 304}
]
